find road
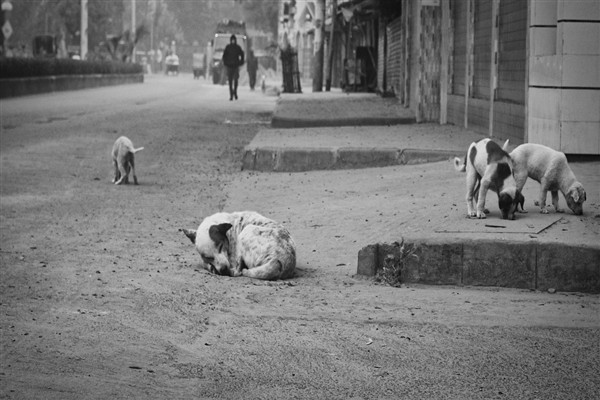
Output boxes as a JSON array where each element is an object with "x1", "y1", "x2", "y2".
[{"x1": 1, "y1": 74, "x2": 599, "y2": 399}]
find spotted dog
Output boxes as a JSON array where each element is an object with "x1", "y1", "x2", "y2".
[
  {"x1": 509, "y1": 143, "x2": 586, "y2": 215},
  {"x1": 454, "y1": 138, "x2": 523, "y2": 220},
  {"x1": 111, "y1": 136, "x2": 144, "y2": 185},
  {"x1": 181, "y1": 211, "x2": 296, "y2": 280}
]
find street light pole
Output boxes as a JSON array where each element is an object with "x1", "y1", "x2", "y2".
[
  {"x1": 131, "y1": 0, "x2": 136, "y2": 62},
  {"x1": 80, "y1": 0, "x2": 88, "y2": 60}
]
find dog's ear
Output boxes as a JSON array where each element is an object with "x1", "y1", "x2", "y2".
[
  {"x1": 209, "y1": 223, "x2": 232, "y2": 252},
  {"x1": 572, "y1": 189, "x2": 580, "y2": 202},
  {"x1": 180, "y1": 228, "x2": 196, "y2": 244},
  {"x1": 571, "y1": 187, "x2": 587, "y2": 203}
]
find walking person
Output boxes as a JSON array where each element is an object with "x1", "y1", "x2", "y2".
[{"x1": 222, "y1": 35, "x2": 245, "y2": 100}]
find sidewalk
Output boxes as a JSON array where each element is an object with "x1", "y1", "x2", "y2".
[
  {"x1": 230, "y1": 91, "x2": 600, "y2": 293},
  {"x1": 242, "y1": 90, "x2": 486, "y2": 172}
]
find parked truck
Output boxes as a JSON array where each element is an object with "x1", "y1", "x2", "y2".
[{"x1": 210, "y1": 19, "x2": 247, "y2": 85}]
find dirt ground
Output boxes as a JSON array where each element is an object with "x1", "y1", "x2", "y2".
[{"x1": 1, "y1": 76, "x2": 599, "y2": 399}]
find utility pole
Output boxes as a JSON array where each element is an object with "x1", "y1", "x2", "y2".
[
  {"x1": 325, "y1": 0, "x2": 337, "y2": 91},
  {"x1": 80, "y1": 0, "x2": 88, "y2": 60},
  {"x1": 312, "y1": 0, "x2": 325, "y2": 92},
  {"x1": 131, "y1": 0, "x2": 136, "y2": 62}
]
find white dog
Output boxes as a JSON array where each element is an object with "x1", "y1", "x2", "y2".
[
  {"x1": 181, "y1": 211, "x2": 296, "y2": 280},
  {"x1": 111, "y1": 136, "x2": 144, "y2": 185},
  {"x1": 509, "y1": 143, "x2": 586, "y2": 215},
  {"x1": 454, "y1": 138, "x2": 523, "y2": 220}
]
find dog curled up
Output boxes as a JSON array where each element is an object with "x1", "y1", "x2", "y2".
[
  {"x1": 454, "y1": 138, "x2": 523, "y2": 220},
  {"x1": 181, "y1": 211, "x2": 296, "y2": 280},
  {"x1": 509, "y1": 143, "x2": 586, "y2": 215},
  {"x1": 111, "y1": 136, "x2": 144, "y2": 185}
]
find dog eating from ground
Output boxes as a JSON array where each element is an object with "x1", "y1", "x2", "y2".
[
  {"x1": 111, "y1": 136, "x2": 144, "y2": 185},
  {"x1": 454, "y1": 138, "x2": 523, "y2": 220},
  {"x1": 509, "y1": 143, "x2": 586, "y2": 215},
  {"x1": 181, "y1": 211, "x2": 296, "y2": 280}
]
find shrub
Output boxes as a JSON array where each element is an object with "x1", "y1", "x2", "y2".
[
  {"x1": 375, "y1": 239, "x2": 418, "y2": 288},
  {"x1": 0, "y1": 57, "x2": 142, "y2": 79}
]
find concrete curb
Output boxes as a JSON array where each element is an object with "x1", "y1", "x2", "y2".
[
  {"x1": 241, "y1": 146, "x2": 462, "y2": 172},
  {"x1": 357, "y1": 238, "x2": 600, "y2": 293},
  {"x1": 271, "y1": 116, "x2": 416, "y2": 128},
  {"x1": 0, "y1": 73, "x2": 144, "y2": 98}
]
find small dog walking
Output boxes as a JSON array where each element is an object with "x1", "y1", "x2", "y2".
[
  {"x1": 509, "y1": 143, "x2": 586, "y2": 215},
  {"x1": 181, "y1": 211, "x2": 296, "y2": 280},
  {"x1": 111, "y1": 136, "x2": 144, "y2": 185},
  {"x1": 454, "y1": 138, "x2": 523, "y2": 220}
]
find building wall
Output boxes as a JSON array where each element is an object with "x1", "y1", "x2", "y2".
[
  {"x1": 497, "y1": 0, "x2": 527, "y2": 104},
  {"x1": 528, "y1": 0, "x2": 600, "y2": 154}
]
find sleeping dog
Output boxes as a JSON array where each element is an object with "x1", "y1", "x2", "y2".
[
  {"x1": 509, "y1": 143, "x2": 586, "y2": 215},
  {"x1": 112, "y1": 136, "x2": 144, "y2": 185},
  {"x1": 454, "y1": 138, "x2": 523, "y2": 220},
  {"x1": 181, "y1": 211, "x2": 296, "y2": 280}
]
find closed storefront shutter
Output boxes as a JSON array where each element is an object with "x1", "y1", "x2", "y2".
[
  {"x1": 387, "y1": 17, "x2": 403, "y2": 98},
  {"x1": 497, "y1": 0, "x2": 526, "y2": 104}
]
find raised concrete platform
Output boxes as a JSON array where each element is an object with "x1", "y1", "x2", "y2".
[
  {"x1": 358, "y1": 239, "x2": 600, "y2": 293},
  {"x1": 271, "y1": 91, "x2": 416, "y2": 128},
  {"x1": 242, "y1": 124, "x2": 486, "y2": 172}
]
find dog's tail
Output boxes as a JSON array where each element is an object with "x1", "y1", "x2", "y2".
[
  {"x1": 132, "y1": 147, "x2": 144, "y2": 154},
  {"x1": 453, "y1": 156, "x2": 466, "y2": 172},
  {"x1": 502, "y1": 139, "x2": 510, "y2": 151}
]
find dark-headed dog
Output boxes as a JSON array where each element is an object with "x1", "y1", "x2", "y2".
[
  {"x1": 509, "y1": 143, "x2": 586, "y2": 215},
  {"x1": 181, "y1": 211, "x2": 296, "y2": 280},
  {"x1": 112, "y1": 136, "x2": 144, "y2": 185},
  {"x1": 454, "y1": 138, "x2": 523, "y2": 220}
]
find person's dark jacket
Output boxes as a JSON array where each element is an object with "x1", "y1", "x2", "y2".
[{"x1": 223, "y1": 38, "x2": 245, "y2": 68}]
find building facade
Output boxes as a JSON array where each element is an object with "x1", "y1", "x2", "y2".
[{"x1": 279, "y1": 0, "x2": 600, "y2": 155}]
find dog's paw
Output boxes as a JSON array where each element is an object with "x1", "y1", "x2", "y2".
[
  {"x1": 555, "y1": 208, "x2": 564, "y2": 213},
  {"x1": 540, "y1": 208, "x2": 549, "y2": 214},
  {"x1": 476, "y1": 212, "x2": 487, "y2": 219}
]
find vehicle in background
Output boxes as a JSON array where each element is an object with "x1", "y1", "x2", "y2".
[
  {"x1": 210, "y1": 19, "x2": 247, "y2": 85},
  {"x1": 246, "y1": 29, "x2": 277, "y2": 71}
]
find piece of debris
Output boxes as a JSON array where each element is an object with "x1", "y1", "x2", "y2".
[
  {"x1": 547, "y1": 288, "x2": 556, "y2": 294},
  {"x1": 366, "y1": 338, "x2": 373, "y2": 345}
]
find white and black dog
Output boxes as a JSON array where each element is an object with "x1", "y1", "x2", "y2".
[
  {"x1": 181, "y1": 211, "x2": 296, "y2": 280},
  {"x1": 111, "y1": 136, "x2": 144, "y2": 185},
  {"x1": 509, "y1": 143, "x2": 586, "y2": 215},
  {"x1": 454, "y1": 138, "x2": 523, "y2": 220}
]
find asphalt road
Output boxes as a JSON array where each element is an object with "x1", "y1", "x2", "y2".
[{"x1": 1, "y1": 74, "x2": 599, "y2": 399}]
